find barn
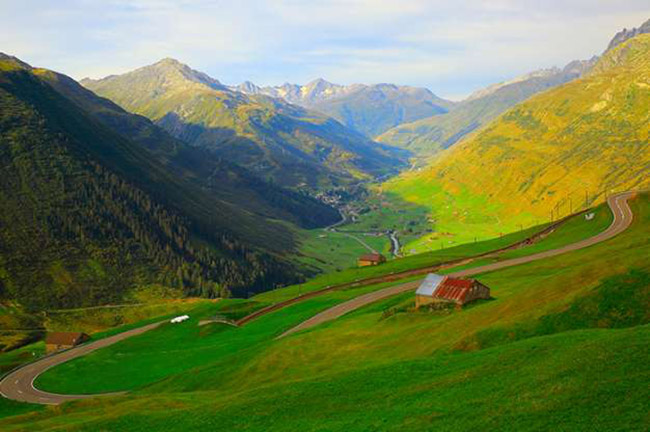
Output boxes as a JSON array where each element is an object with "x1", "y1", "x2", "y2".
[
  {"x1": 357, "y1": 253, "x2": 386, "y2": 267},
  {"x1": 45, "y1": 332, "x2": 90, "y2": 354},
  {"x1": 415, "y1": 274, "x2": 490, "y2": 308}
]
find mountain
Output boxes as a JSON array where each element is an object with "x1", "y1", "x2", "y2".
[
  {"x1": 606, "y1": 18, "x2": 650, "y2": 51},
  {"x1": 35, "y1": 66, "x2": 339, "y2": 230},
  {"x1": 82, "y1": 60, "x2": 407, "y2": 190},
  {"x1": 235, "y1": 78, "x2": 453, "y2": 137},
  {"x1": 377, "y1": 59, "x2": 596, "y2": 156},
  {"x1": 0, "y1": 54, "x2": 338, "y2": 310},
  {"x1": 382, "y1": 32, "x2": 650, "y2": 244}
]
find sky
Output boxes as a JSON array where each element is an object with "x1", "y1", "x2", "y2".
[{"x1": 1, "y1": 0, "x2": 649, "y2": 100}]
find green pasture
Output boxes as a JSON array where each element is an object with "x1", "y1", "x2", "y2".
[{"x1": 1, "y1": 195, "x2": 646, "y2": 430}]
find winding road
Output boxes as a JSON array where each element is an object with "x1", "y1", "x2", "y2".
[
  {"x1": 0, "y1": 192, "x2": 636, "y2": 405},
  {"x1": 0, "y1": 322, "x2": 162, "y2": 405},
  {"x1": 279, "y1": 192, "x2": 636, "y2": 338}
]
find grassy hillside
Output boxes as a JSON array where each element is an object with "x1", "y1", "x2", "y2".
[
  {"x1": 82, "y1": 59, "x2": 407, "y2": 190},
  {"x1": 3, "y1": 193, "x2": 648, "y2": 431},
  {"x1": 0, "y1": 54, "x2": 307, "y2": 310},
  {"x1": 377, "y1": 34, "x2": 650, "y2": 250},
  {"x1": 377, "y1": 60, "x2": 594, "y2": 157}
]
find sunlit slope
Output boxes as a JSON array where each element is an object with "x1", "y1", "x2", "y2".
[
  {"x1": 377, "y1": 59, "x2": 593, "y2": 157},
  {"x1": 384, "y1": 34, "x2": 650, "y2": 247}
]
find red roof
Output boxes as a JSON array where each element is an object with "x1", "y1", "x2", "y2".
[
  {"x1": 432, "y1": 278, "x2": 474, "y2": 303},
  {"x1": 358, "y1": 253, "x2": 385, "y2": 262},
  {"x1": 45, "y1": 332, "x2": 88, "y2": 346}
]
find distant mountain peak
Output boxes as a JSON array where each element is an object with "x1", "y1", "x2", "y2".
[
  {"x1": 606, "y1": 18, "x2": 650, "y2": 52},
  {"x1": 126, "y1": 58, "x2": 225, "y2": 90},
  {"x1": 306, "y1": 77, "x2": 333, "y2": 87},
  {"x1": 235, "y1": 80, "x2": 261, "y2": 94},
  {"x1": 0, "y1": 52, "x2": 32, "y2": 70},
  {"x1": 155, "y1": 57, "x2": 184, "y2": 66}
]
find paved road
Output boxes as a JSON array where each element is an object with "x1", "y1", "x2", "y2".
[
  {"x1": 280, "y1": 192, "x2": 635, "y2": 338},
  {"x1": 0, "y1": 321, "x2": 163, "y2": 405},
  {"x1": 239, "y1": 207, "x2": 579, "y2": 327}
]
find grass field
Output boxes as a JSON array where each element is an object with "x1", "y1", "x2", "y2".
[
  {"x1": 1, "y1": 195, "x2": 646, "y2": 430},
  {"x1": 254, "y1": 200, "x2": 609, "y2": 304},
  {"x1": 33, "y1": 277, "x2": 424, "y2": 394},
  {"x1": 298, "y1": 228, "x2": 391, "y2": 272}
]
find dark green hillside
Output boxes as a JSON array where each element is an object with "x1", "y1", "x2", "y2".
[
  {"x1": 0, "y1": 57, "x2": 304, "y2": 309},
  {"x1": 35, "y1": 67, "x2": 339, "y2": 229}
]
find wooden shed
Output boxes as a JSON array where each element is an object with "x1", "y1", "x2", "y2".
[
  {"x1": 415, "y1": 274, "x2": 490, "y2": 308},
  {"x1": 357, "y1": 253, "x2": 386, "y2": 267},
  {"x1": 45, "y1": 332, "x2": 89, "y2": 354}
]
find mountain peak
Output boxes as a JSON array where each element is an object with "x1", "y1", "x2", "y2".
[
  {"x1": 136, "y1": 58, "x2": 224, "y2": 90},
  {"x1": 235, "y1": 80, "x2": 261, "y2": 94},
  {"x1": 606, "y1": 18, "x2": 650, "y2": 52},
  {"x1": 307, "y1": 77, "x2": 331, "y2": 85},
  {"x1": 0, "y1": 52, "x2": 32, "y2": 70},
  {"x1": 155, "y1": 57, "x2": 184, "y2": 66}
]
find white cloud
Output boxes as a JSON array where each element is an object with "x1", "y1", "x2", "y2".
[{"x1": 0, "y1": 0, "x2": 648, "y2": 98}]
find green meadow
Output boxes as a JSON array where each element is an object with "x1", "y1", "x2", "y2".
[
  {"x1": 298, "y1": 228, "x2": 392, "y2": 272},
  {"x1": 0, "y1": 194, "x2": 645, "y2": 430},
  {"x1": 255, "y1": 199, "x2": 610, "y2": 304}
]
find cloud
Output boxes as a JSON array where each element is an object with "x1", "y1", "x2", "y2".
[{"x1": 0, "y1": 0, "x2": 649, "y2": 98}]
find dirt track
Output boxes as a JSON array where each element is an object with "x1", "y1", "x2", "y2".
[{"x1": 279, "y1": 192, "x2": 635, "y2": 338}]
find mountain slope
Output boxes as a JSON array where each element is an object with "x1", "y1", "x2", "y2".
[
  {"x1": 377, "y1": 59, "x2": 595, "y2": 156},
  {"x1": 382, "y1": 33, "x2": 650, "y2": 247},
  {"x1": 33, "y1": 67, "x2": 339, "y2": 230},
  {"x1": 82, "y1": 60, "x2": 407, "y2": 189},
  {"x1": 606, "y1": 18, "x2": 650, "y2": 51},
  {"x1": 0, "y1": 55, "x2": 309, "y2": 309},
  {"x1": 236, "y1": 78, "x2": 453, "y2": 137}
]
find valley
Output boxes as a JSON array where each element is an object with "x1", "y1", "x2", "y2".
[
  {"x1": 0, "y1": 191, "x2": 647, "y2": 430},
  {"x1": 0, "y1": 10, "x2": 648, "y2": 431}
]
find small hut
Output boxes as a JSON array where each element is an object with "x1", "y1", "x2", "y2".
[
  {"x1": 45, "y1": 332, "x2": 89, "y2": 354},
  {"x1": 357, "y1": 253, "x2": 386, "y2": 267},
  {"x1": 415, "y1": 274, "x2": 490, "y2": 308}
]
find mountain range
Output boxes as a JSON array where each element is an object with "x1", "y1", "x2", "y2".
[
  {"x1": 233, "y1": 79, "x2": 453, "y2": 137},
  {"x1": 377, "y1": 58, "x2": 597, "y2": 156},
  {"x1": 81, "y1": 60, "x2": 407, "y2": 190},
  {"x1": 383, "y1": 30, "x2": 650, "y2": 248},
  {"x1": 2, "y1": 18, "x2": 649, "y2": 312},
  {"x1": 0, "y1": 54, "x2": 342, "y2": 309},
  {"x1": 606, "y1": 17, "x2": 650, "y2": 51}
]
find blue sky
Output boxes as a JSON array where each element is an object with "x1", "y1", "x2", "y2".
[{"x1": 1, "y1": 0, "x2": 649, "y2": 99}]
